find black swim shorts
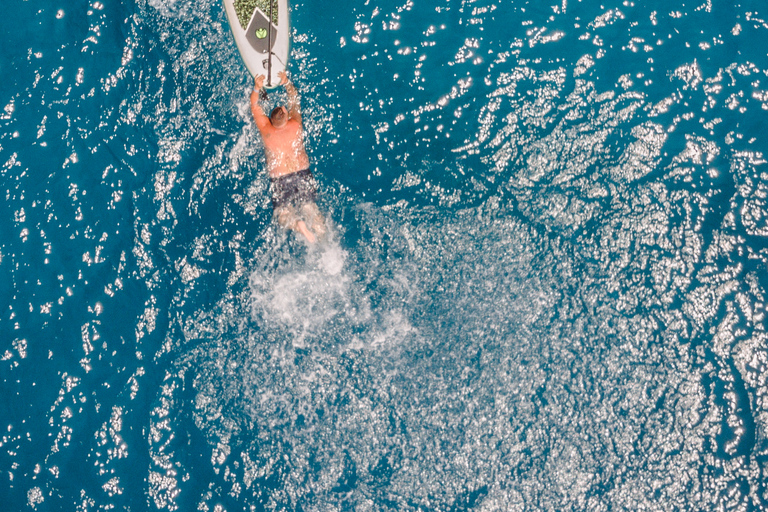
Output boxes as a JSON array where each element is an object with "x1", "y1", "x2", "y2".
[{"x1": 270, "y1": 168, "x2": 317, "y2": 209}]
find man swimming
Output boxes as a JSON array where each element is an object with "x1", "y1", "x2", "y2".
[{"x1": 251, "y1": 71, "x2": 325, "y2": 243}]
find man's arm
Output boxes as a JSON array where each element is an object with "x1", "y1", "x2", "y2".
[
  {"x1": 250, "y1": 75, "x2": 271, "y2": 132},
  {"x1": 279, "y1": 71, "x2": 301, "y2": 122}
]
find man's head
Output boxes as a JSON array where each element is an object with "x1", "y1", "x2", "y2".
[{"x1": 270, "y1": 106, "x2": 288, "y2": 128}]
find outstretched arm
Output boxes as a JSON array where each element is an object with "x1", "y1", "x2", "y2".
[
  {"x1": 250, "y1": 75, "x2": 271, "y2": 132},
  {"x1": 279, "y1": 71, "x2": 301, "y2": 121}
]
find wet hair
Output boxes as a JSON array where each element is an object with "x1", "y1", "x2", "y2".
[{"x1": 270, "y1": 106, "x2": 287, "y2": 125}]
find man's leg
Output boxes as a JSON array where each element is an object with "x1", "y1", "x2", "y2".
[
  {"x1": 295, "y1": 220, "x2": 317, "y2": 244},
  {"x1": 301, "y1": 202, "x2": 326, "y2": 240},
  {"x1": 276, "y1": 206, "x2": 316, "y2": 243}
]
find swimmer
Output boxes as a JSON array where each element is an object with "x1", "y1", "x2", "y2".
[{"x1": 251, "y1": 71, "x2": 326, "y2": 243}]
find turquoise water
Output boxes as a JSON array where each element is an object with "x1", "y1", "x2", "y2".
[{"x1": 2, "y1": 0, "x2": 768, "y2": 509}]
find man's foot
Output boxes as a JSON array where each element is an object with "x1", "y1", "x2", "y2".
[
  {"x1": 300, "y1": 203, "x2": 326, "y2": 242},
  {"x1": 296, "y1": 220, "x2": 317, "y2": 244}
]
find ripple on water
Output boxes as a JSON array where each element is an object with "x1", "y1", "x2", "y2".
[
  {"x1": 151, "y1": 202, "x2": 746, "y2": 510},
  {"x1": 3, "y1": 0, "x2": 768, "y2": 510}
]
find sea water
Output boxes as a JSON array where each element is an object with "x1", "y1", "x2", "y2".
[{"x1": 2, "y1": 0, "x2": 768, "y2": 510}]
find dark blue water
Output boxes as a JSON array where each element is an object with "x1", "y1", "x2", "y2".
[{"x1": 2, "y1": 0, "x2": 768, "y2": 509}]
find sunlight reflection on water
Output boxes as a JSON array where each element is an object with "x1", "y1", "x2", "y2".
[{"x1": 2, "y1": 0, "x2": 768, "y2": 510}]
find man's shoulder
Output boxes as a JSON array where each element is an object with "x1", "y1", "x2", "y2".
[
  {"x1": 257, "y1": 119, "x2": 275, "y2": 135},
  {"x1": 287, "y1": 118, "x2": 303, "y2": 131}
]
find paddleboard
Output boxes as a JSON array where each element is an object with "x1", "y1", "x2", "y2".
[{"x1": 222, "y1": 0, "x2": 290, "y2": 88}]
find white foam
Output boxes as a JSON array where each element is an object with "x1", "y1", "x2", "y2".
[{"x1": 248, "y1": 236, "x2": 368, "y2": 348}]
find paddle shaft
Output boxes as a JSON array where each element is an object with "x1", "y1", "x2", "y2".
[{"x1": 267, "y1": 0, "x2": 274, "y2": 86}]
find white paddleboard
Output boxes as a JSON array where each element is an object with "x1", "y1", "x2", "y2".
[{"x1": 222, "y1": 0, "x2": 290, "y2": 88}]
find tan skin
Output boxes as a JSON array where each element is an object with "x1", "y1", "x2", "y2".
[
  {"x1": 250, "y1": 71, "x2": 310, "y2": 178},
  {"x1": 251, "y1": 71, "x2": 319, "y2": 243}
]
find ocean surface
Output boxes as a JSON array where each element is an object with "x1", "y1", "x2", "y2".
[{"x1": 2, "y1": 0, "x2": 768, "y2": 510}]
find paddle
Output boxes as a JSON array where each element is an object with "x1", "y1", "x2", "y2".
[{"x1": 267, "y1": 0, "x2": 274, "y2": 87}]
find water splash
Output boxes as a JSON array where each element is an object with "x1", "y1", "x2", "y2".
[{"x1": 3, "y1": 0, "x2": 768, "y2": 509}]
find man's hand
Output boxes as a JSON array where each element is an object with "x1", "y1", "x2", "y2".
[
  {"x1": 278, "y1": 70, "x2": 289, "y2": 86},
  {"x1": 254, "y1": 74, "x2": 265, "y2": 91}
]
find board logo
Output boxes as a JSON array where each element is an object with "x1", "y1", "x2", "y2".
[{"x1": 255, "y1": 27, "x2": 268, "y2": 39}]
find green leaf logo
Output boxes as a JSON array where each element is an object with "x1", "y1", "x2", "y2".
[{"x1": 255, "y1": 28, "x2": 268, "y2": 39}]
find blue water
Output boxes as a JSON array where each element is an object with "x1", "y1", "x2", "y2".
[{"x1": 2, "y1": 0, "x2": 768, "y2": 509}]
